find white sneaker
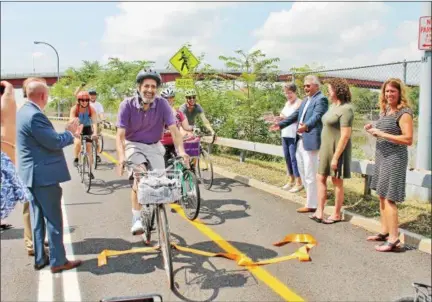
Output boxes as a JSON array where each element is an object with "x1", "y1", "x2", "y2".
[
  {"x1": 289, "y1": 185, "x2": 304, "y2": 193},
  {"x1": 282, "y1": 183, "x2": 294, "y2": 190},
  {"x1": 131, "y1": 219, "x2": 144, "y2": 236}
]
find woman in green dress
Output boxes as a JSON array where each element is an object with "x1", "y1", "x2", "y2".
[{"x1": 310, "y1": 78, "x2": 354, "y2": 224}]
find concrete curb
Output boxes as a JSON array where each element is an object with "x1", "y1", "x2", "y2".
[
  {"x1": 212, "y1": 166, "x2": 432, "y2": 255},
  {"x1": 50, "y1": 120, "x2": 431, "y2": 255}
]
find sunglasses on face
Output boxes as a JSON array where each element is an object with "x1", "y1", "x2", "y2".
[
  {"x1": 187, "y1": 96, "x2": 196, "y2": 100},
  {"x1": 79, "y1": 99, "x2": 90, "y2": 103}
]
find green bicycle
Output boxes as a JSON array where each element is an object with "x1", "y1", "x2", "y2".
[{"x1": 163, "y1": 146, "x2": 201, "y2": 221}]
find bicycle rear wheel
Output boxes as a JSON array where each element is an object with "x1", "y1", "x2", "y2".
[
  {"x1": 198, "y1": 149, "x2": 214, "y2": 190},
  {"x1": 98, "y1": 135, "x2": 104, "y2": 153},
  {"x1": 82, "y1": 154, "x2": 92, "y2": 192},
  {"x1": 180, "y1": 170, "x2": 201, "y2": 221},
  {"x1": 156, "y1": 205, "x2": 173, "y2": 289}
]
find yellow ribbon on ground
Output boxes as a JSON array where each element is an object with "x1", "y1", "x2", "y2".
[{"x1": 97, "y1": 233, "x2": 316, "y2": 267}]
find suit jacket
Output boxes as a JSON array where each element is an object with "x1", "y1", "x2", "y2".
[
  {"x1": 278, "y1": 91, "x2": 329, "y2": 151},
  {"x1": 16, "y1": 102, "x2": 74, "y2": 188}
]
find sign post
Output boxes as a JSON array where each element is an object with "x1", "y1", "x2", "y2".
[
  {"x1": 418, "y1": 16, "x2": 431, "y2": 50},
  {"x1": 169, "y1": 46, "x2": 200, "y2": 89},
  {"x1": 410, "y1": 5, "x2": 432, "y2": 202}
]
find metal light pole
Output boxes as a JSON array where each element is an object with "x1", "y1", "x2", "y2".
[{"x1": 34, "y1": 41, "x2": 60, "y2": 117}]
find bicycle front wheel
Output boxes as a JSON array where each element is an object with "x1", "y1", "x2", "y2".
[
  {"x1": 141, "y1": 205, "x2": 156, "y2": 245},
  {"x1": 181, "y1": 170, "x2": 201, "y2": 221},
  {"x1": 82, "y1": 154, "x2": 92, "y2": 192},
  {"x1": 156, "y1": 205, "x2": 173, "y2": 289},
  {"x1": 198, "y1": 149, "x2": 214, "y2": 190},
  {"x1": 92, "y1": 141, "x2": 98, "y2": 170}
]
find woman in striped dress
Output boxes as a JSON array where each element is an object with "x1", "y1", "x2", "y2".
[{"x1": 365, "y1": 78, "x2": 414, "y2": 252}]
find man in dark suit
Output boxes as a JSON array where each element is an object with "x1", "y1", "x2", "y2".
[
  {"x1": 274, "y1": 75, "x2": 329, "y2": 213},
  {"x1": 16, "y1": 81, "x2": 82, "y2": 273}
]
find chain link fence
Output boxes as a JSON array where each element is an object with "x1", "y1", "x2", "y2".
[{"x1": 45, "y1": 59, "x2": 422, "y2": 167}]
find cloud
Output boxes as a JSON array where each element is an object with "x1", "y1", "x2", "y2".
[
  {"x1": 250, "y1": 2, "x2": 422, "y2": 71},
  {"x1": 32, "y1": 51, "x2": 44, "y2": 58},
  {"x1": 101, "y1": 2, "x2": 233, "y2": 68}
]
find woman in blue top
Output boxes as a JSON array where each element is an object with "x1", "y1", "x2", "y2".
[{"x1": 70, "y1": 91, "x2": 98, "y2": 178}]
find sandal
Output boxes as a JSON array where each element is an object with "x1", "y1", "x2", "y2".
[
  {"x1": 309, "y1": 215, "x2": 322, "y2": 223},
  {"x1": 323, "y1": 217, "x2": 343, "y2": 224},
  {"x1": 375, "y1": 239, "x2": 401, "y2": 252},
  {"x1": 367, "y1": 233, "x2": 389, "y2": 242}
]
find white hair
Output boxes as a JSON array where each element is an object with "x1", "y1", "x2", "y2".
[
  {"x1": 26, "y1": 81, "x2": 48, "y2": 99},
  {"x1": 304, "y1": 75, "x2": 321, "y2": 86}
]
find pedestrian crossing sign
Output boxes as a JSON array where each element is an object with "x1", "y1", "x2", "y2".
[
  {"x1": 169, "y1": 46, "x2": 200, "y2": 76},
  {"x1": 175, "y1": 78, "x2": 195, "y2": 89}
]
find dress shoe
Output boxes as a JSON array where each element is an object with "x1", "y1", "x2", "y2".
[
  {"x1": 51, "y1": 260, "x2": 82, "y2": 274},
  {"x1": 297, "y1": 207, "x2": 317, "y2": 213},
  {"x1": 34, "y1": 256, "x2": 50, "y2": 271}
]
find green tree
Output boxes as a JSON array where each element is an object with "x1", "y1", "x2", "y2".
[
  {"x1": 217, "y1": 49, "x2": 281, "y2": 142},
  {"x1": 407, "y1": 86, "x2": 419, "y2": 116}
]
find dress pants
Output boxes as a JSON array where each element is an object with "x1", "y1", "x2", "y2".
[
  {"x1": 295, "y1": 138, "x2": 319, "y2": 208},
  {"x1": 29, "y1": 184, "x2": 67, "y2": 267},
  {"x1": 23, "y1": 202, "x2": 33, "y2": 252}
]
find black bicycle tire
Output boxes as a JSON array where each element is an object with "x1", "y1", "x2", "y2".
[
  {"x1": 141, "y1": 205, "x2": 154, "y2": 245},
  {"x1": 93, "y1": 141, "x2": 98, "y2": 170},
  {"x1": 157, "y1": 205, "x2": 173, "y2": 289},
  {"x1": 199, "y1": 149, "x2": 214, "y2": 190},
  {"x1": 98, "y1": 135, "x2": 104, "y2": 153},
  {"x1": 181, "y1": 170, "x2": 201, "y2": 221},
  {"x1": 83, "y1": 154, "x2": 92, "y2": 192},
  {"x1": 394, "y1": 297, "x2": 415, "y2": 302},
  {"x1": 80, "y1": 155, "x2": 85, "y2": 183}
]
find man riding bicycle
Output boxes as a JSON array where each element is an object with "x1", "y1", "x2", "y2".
[
  {"x1": 178, "y1": 89, "x2": 215, "y2": 136},
  {"x1": 70, "y1": 91, "x2": 97, "y2": 179},
  {"x1": 116, "y1": 70, "x2": 189, "y2": 235},
  {"x1": 160, "y1": 88, "x2": 193, "y2": 165}
]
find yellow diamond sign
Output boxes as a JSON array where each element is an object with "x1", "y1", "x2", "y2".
[
  {"x1": 175, "y1": 78, "x2": 195, "y2": 89},
  {"x1": 169, "y1": 46, "x2": 199, "y2": 76}
]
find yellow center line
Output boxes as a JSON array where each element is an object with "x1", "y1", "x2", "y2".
[{"x1": 101, "y1": 151, "x2": 304, "y2": 302}]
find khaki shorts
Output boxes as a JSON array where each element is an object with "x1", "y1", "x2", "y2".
[{"x1": 124, "y1": 141, "x2": 166, "y2": 173}]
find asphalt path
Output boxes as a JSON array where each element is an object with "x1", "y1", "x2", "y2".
[{"x1": 1, "y1": 123, "x2": 431, "y2": 302}]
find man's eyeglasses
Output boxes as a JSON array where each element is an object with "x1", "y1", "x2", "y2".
[
  {"x1": 186, "y1": 96, "x2": 196, "y2": 100},
  {"x1": 79, "y1": 99, "x2": 90, "y2": 102}
]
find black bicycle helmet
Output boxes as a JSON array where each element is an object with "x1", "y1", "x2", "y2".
[
  {"x1": 88, "y1": 88, "x2": 97, "y2": 95},
  {"x1": 136, "y1": 69, "x2": 162, "y2": 87}
]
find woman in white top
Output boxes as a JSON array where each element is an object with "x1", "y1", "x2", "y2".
[{"x1": 280, "y1": 83, "x2": 303, "y2": 192}]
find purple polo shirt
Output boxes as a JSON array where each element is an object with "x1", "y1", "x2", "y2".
[{"x1": 117, "y1": 96, "x2": 176, "y2": 143}]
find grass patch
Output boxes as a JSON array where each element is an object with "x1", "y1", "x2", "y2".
[{"x1": 211, "y1": 153, "x2": 431, "y2": 238}]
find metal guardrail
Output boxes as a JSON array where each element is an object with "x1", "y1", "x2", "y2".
[
  {"x1": 0, "y1": 72, "x2": 66, "y2": 79},
  {"x1": 48, "y1": 116, "x2": 431, "y2": 191},
  {"x1": 48, "y1": 116, "x2": 117, "y2": 131},
  {"x1": 200, "y1": 136, "x2": 432, "y2": 191}
]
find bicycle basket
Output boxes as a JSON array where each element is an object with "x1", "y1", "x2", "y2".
[
  {"x1": 137, "y1": 169, "x2": 182, "y2": 205},
  {"x1": 181, "y1": 137, "x2": 201, "y2": 157}
]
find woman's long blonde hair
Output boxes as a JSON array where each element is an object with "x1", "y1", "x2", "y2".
[{"x1": 379, "y1": 78, "x2": 411, "y2": 113}]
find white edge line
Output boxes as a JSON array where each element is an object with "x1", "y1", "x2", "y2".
[
  {"x1": 61, "y1": 197, "x2": 82, "y2": 302},
  {"x1": 38, "y1": 269, "x2": 53, "y2": 302}
]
